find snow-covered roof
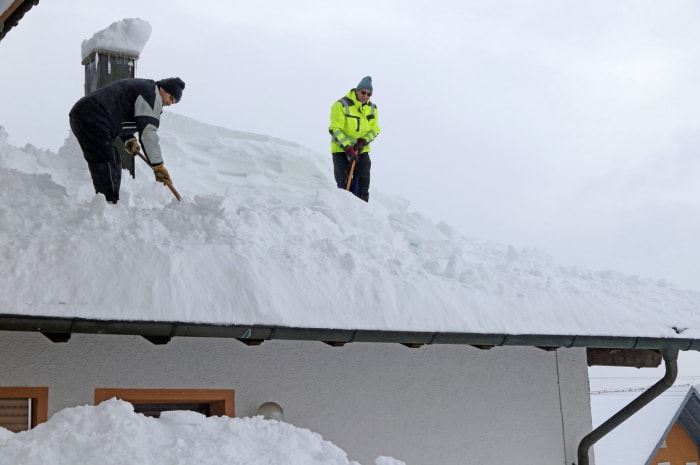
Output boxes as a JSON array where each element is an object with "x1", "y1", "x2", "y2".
[{"x1": 1, "y1": 113, "x2": 700, "y2": 349}]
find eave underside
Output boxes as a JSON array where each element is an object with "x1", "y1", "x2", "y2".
[{"x1": 0, "y1": 0, "x2": 39, "y2": 41}]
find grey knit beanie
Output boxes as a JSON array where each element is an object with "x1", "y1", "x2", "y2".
[{"x1": 356, "y1": 76, "x2": 373, "y2": 92}]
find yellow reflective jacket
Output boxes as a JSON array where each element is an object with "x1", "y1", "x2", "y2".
[{"x1": 329, "y1": 89, "x2": 380, "y2": 154}]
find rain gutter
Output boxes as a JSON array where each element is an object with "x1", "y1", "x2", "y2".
[
  {"x1": 0, "y1": 314, "x2": 698, "y2": 351},
  {"x1": 575, "y1": 347, "x2": 679, "y2": 465}
]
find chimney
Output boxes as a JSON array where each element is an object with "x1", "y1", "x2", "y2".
[
  {"x1": 82, "y1": 49, "x2": 138, "y2": 96},
  {"x1": 81, "y1": 19, "x2": 152, "y2": 178}
]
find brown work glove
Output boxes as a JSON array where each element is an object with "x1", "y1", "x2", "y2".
[
  {"x1": 344, "y1": 145, "x2": 358, "y2": 161},
  {"x1": 124, "y1": 138, "x2": 141, "y2": 155},
  {"x1": 153, "y1": 164, "x2": 171, "y2": 184}
]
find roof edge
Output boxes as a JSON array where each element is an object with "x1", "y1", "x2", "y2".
[
  {"x1": 0, "y1": 0, "x2": 39, "y2": 41},
  {"x1": 0, "y1": 314, "x2": 697, "y2": 351}
]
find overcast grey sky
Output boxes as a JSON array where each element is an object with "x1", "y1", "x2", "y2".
[{"x1": 3, "y1": 0, "x2": 700, "y2": 290}]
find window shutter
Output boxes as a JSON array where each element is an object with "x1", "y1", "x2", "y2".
[{"x1": 0, "y1": 398, "x2": 30, "y2": 432}]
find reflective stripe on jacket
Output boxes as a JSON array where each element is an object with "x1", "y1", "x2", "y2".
[{"x1": 328, "y1": 89, "x2": 380, "y2": 154}]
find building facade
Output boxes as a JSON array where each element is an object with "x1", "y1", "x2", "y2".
[{"x1": 1, "y1": 331, "x2": 592, "y2": 464}]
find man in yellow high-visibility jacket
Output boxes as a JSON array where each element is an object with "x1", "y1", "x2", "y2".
[{"x1": 328, "y1": 76, "x2": 380, "y2": 202}]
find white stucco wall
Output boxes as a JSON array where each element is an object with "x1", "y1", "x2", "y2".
[{"x1": 0, "y1": 331, "x2": 592, "y2": 464}]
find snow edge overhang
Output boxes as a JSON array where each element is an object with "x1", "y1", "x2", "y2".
[{"x1": 0, "y1": 314, "x2": 697, "y2": 355}]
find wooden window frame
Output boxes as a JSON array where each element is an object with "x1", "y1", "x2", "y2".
[
  {"x1": 94, "y1": 388, "x2": 235, "y2": 417},
  {"x1": 0, "y1": 386, "x2": 49, "y2": 430}
]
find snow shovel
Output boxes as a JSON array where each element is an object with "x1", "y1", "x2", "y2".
[
  {"x1": 133, "y1": 151, "x2": 182, "y2": 201},
  {"x1": 345, "y1": 159, "x2": 356, "y2": 191}
]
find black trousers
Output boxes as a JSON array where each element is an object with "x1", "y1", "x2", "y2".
[
  {"x1": 69, "y1": 114, "x2": 122, "y2": 203},
  {"x1": 332, "y1": 152, "x2": 371, "y2": 202}
]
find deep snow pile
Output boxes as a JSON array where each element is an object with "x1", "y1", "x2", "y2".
[
  {"x1": 0, "y1": 113, "x2": 699, "y2": 338},
  {"x1": 0, "y1": 399, "x2": 404, "y2": 465}
]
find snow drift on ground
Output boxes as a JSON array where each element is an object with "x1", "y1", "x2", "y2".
[
  {"x1": 1, "y1": 112, "x2": 699, "y2": 338},
  {"x1": 0, "y1": 399, "x2": 404, "y2": 465}
]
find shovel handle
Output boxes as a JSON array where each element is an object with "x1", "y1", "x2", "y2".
[
  {"x1": 164, "y1": 179, "x2": 182, "y2": 201},
  {"x1": 134, "y1": 151, "x2": 181, "y2": 201},
  {"x1": 345, "y1": 159, "x2": 356, "y2": 190}
]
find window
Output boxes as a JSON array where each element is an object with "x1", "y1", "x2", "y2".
[
  {"x1": 94, "y1": 388, "x2": 235, "y2": 418},
  {"x1": 0, "y1": 387, "x2": 49, "y2": 432}
]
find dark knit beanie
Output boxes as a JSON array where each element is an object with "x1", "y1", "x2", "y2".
[
  {"x1": 157, "y1": 77, "x2": 185, "y2": 102},
  {"x1": 356, "y1": 76, "x2": 373, "y2": 92}
]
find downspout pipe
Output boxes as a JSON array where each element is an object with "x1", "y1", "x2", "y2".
[{"x1": 576, "y1": 347, "x2": 679, "y2": 465}]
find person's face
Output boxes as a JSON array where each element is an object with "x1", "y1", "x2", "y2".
[
  {"x1": 355, "y1": 88, "x2": 372, "y2": 104},
  {"x1": 159, "y1": 87, "x2": 178, "y2": 106}
]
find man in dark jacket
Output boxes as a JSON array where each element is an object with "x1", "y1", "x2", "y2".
[{"x1": 69, "y1": 77, "x2": 185, "y2": 204}]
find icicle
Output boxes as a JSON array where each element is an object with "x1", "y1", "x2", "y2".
[{"x1": 107, "y1": 56, "x2": 111, "y2": 75}]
